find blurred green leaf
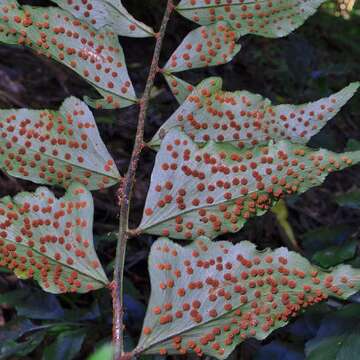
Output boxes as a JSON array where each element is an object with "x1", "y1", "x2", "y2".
[
  {"x1": 347, "y1": 256, "x2": 360, "y2": 268},
  {"x1": 287, "y1": 303, "x2": 331, "y2": 340},
  {"x1": 0, "y1": 331, "x2": 46, "y2": 359},
  {"x1": 346, "y1": 139, "x2": 360, "y2": 151},
  {"x1": 335, "y1": 191, "x2": 360, "y2": 209},
  {"x1": 0, "y1": 318, "x2": 47, "y2": 343},
  {"x1": 301, "y1": 224, "x2": 355, "y2": 255},
  {"x1": 272, "y1": 199, "x2": 300, "y2": 252},
  {"x1": 0, "y1": 288, "x2": 64, "y2": 320},
  {"x1": 254, "y1": 341, "x2": 304, "y2": 360},
  {"x1": 87, "y1": 343, "x2": 113, "y2": 360},
  {"x1": 306, "y1": 304, "x2": 360, "y2": 360},
  {"x1": 312, "y1": 239, "x2": 358, "y2": 268},
  {"x1": 63, "y1": 301, "x2": 101, "y2": 322},
  {"x1": 0, "y1": 318, "x2": 50, "y2": 359},
  {"x1": 42, "y1": 329, "x2": 87, "y2": 360}
]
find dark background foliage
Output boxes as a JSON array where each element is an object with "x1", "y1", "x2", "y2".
[{"x1": 0, "y1": 0, "x2": 360, "y2": 359}]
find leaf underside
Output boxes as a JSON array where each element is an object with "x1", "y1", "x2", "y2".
[
  {"x1": 0, "y1": 0, "x2": 137, "y2": 109},
  {"x1": 176, "y1": 0, "x2": 326, "y2": 38},
  {"x1": 150, "y1": 78, "x2": 359, "y2": 150},
  {"x1": 0, "y1": 97, "x2": 121, "y2": 190},
  {"x1": 137, "y1": 237, "x2": 360, "y2": 359},
  {"x1": 0, "y1": 182, "x2": 108, "y2": 293},
  {"x1": 140, "y1": 128, "x2": 360, "y2": 240},
  {"x1": 53, "y1": 0, "x2": 154, "y2": 37},
  {"x1": 163, "y1": 73, "x2": 194, "y2": 104},
  {"x1": 163, "y1": 22, "x2": 241, "y2": 73}
]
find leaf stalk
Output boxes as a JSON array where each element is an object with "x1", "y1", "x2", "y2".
[{"x1": 112, "y1": 1, "x2": 174, "y2": 359}]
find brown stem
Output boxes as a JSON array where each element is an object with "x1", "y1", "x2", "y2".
[{"x1": 112, "y1": 2, "x2": 174, "y2": 360}]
